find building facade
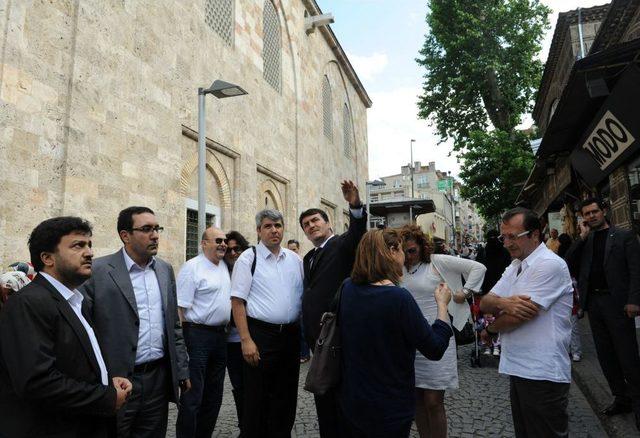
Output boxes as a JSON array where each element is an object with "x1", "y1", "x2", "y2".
[{"x1": 0, "y1": 0, "x2": 370, "y2": 267}]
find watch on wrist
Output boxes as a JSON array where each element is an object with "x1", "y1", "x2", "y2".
[{"x1": 462, "y1": 287, "x2": 474, "y2": 299}]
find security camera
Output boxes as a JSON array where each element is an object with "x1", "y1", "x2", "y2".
[{"x1": 305, "y1": 13, "x2": 335, "y2": 34}]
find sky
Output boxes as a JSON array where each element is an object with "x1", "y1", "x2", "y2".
[{"x1": 319, "y1": 0, "x2": 610, "y2": 180}]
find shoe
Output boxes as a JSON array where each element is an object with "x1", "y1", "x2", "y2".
[
  {"x1": 482, "y1": 348, "x2": 491, "y2": 355},
  {"x1": 601, "y1": 401, "x2": 632, "y2": 416},
  {"x1": 300, "y1": 357, "x2": 310, "y2": 363},
  {"x1": 493, "y1": 347, "x2": 500, "y2": 357},
  {"x1": 572, "y1": 353, "x2": 582, "y2": 362}
]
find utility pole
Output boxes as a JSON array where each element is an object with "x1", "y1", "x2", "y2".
[{"x1": 409, "y1": 139, "x2": 416, "y2": 199}]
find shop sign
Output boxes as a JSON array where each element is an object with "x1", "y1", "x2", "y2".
[{"x1": 581, "y1": 111, "x2": 634, "y2": 170}]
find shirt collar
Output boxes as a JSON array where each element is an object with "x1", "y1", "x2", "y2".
[
  {"x1": 318, "y1": 234, "x2": 335, "y2": 249},
  {"x1": 200, "y1": 253, "x2": 223, "y2": 269},
  {"x1": 39, "y1": 272, "x2": 82, "y2": 304},
  {"x1": 257, "y1": 241, "x2": 285, "y2": 260},
  {"x1": 122, "y1": 247, "x2": 156, "y2": 271},
  {"x1": 516, "y1": 243, "x2": 547, "y2": 271}
]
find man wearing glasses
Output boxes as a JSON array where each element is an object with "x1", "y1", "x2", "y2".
[
  {"x1": 480, "y1": 207, "x2": 573, "y2": 438},
  {"x1": 81, "y1": 206, "x2": 190, "y2": 437},
  {"x1": 175, "y1": 227, "x2": 231, "y2": 437}
]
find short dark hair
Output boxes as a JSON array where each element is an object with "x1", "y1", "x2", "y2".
[
  {"x1": 299, "y1": 208, "x2": 329, "y2": 228},
  {"x1": 502, "y1": 207, "x2": 542, "y2": 239},
  {"x1": 117, "y1": 206, "x2": 155, "y2": 234},
  {"x1": 579, "y1": 197, "x2": 606, "y2": 213},
  {"x1": 28, "y1": 217, "x2": 93, "y2": 272},
  {"x1": 287, "y1": 239, "x2": 299, "y2": 247},
  {"x1": 226, "y1": 230, "x2": 250, "y2": 249}
]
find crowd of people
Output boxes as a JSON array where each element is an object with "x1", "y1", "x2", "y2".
[{"x1": 0, "y1": 180, "x2": 639, "y2": 438}]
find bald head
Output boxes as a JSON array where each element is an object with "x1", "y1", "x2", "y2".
[{"x1": 201, "y1": 227, "x2": 227, "y2": 265}]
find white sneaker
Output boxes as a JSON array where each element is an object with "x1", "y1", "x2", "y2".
[
  {"x1": 572, "y1": 353, "x2": 582, "y2": 362},
  {"x1": 482, "y1": 347, "x2": 491, "y2": 355},
  {"x1": 493, "y1": 347, "x2": 500, "y2": 356}
]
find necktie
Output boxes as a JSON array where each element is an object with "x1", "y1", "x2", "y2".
[
  {"x1": 517, "y1": 265, "x2": 522, "y2": 276},
  {"x1": 310, "y1": 247, "x2": 322, "y2": 269}
]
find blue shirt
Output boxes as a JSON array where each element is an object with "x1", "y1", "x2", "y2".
[
  {"x1": 338, "y1": 280, "x2": 452, "y2": 436},
  {"x1": 122, "y1": 248, "x2": 165, "y2": 364}
]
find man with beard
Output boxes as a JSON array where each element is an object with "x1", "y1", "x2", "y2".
[
  {"x1": 0, "y1": 217, "x2": 132, "y2": 438},
  {"x1": 566, "y1": 198, "x2": 640, "y2": 430},
  {"x1": 81, "y1": 206, "x2": 190, "y2": 437},
  {"x1": 175, "y1": 227, "x2": 231, "y2": 437},
  {"x1": 299, "y1": 180, "x2": 367, "y2": 437}
]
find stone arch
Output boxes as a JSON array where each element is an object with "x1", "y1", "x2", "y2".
[
  {"x1": 180, "y1": 149, "x2": 232, "y2": 211},
  {"x1": 259, "y1": 179, "x2": 284, "y2": 212}
]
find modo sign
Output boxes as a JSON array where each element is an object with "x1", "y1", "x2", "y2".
[{"x1": 571, "y1": 64, "x2": 640, "y2": 187}]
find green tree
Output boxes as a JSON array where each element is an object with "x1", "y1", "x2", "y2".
[{"x1": 416, "y1": 0, "x2": 549, "y2": 218}]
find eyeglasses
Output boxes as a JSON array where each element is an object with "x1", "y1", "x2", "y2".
[
  {"x1": 404, "y1": 247, "x2": 419, "y2": 255},
  {"x1": 204, "y1": 238, "x2": 229, "y2": 245},
  {"x1": 131, "y1": 226, "x2": 164, "y2": 234},
  {"x1": 497, "y1": 230, "x2": 530, "y2": 243},
  {"x1": 226, "y1": 246, "x2": 244, "y2": 254}
]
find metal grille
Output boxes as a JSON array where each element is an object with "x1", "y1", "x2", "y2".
[
  {"x1": 343, "y1": 103, "x2": 352, "y2": 157},
  {"x1": 204, "y1": 0, "x2": 234, "y2": 46},
  {"x1": 262, "y1": 0, "x2": 281, "y2": 92},
  {"x1": 185, "y1": 209, "x2": 215, "y2": 261},
  {"x1": 323, "y1": 76, "x2": 333, "y2": 140}
]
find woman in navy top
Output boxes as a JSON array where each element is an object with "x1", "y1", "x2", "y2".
[{"x1": 338, "y1": 228, "x2": 453, "y2": 437}]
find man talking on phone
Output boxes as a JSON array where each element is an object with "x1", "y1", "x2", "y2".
[{"x1": 566, "y1": 197, "x2": 640, "y2": 430}]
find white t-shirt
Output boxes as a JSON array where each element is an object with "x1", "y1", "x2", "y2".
[
  {"x1": 177, "y1": 254, "x2": 231, "y2": 326},
  {"x1": 492, "y1": 243, "x2": 573, "y2": 383}
]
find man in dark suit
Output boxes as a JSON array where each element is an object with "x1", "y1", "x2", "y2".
[
  {"x1": 81, "y1": 206, "x2": 190, "y2": 437},
  {"x1": 300, "y1": 180, "x2": 367, "y2": 437},
  {"x1": 0, "y1": 216, "x2": 132, "y2": 438},
  {"x1": 566, "y1": 197, "x2": 640, "y2": 430}
]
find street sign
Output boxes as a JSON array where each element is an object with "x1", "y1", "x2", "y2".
[{"x1": 437, "y1": 179, "x2": 452, "y2": 192}]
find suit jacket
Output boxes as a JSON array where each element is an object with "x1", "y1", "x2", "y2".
[
  {"x1": 302, "y1": 210, "x2": 367, "y2": 347},
  {"x1": 0, "y1": 274, "x2": 116, "y2": 438},
  {"x1": 565, "y1": 225, "x2": 640, "y2": 311},
  {"x1": 80, "y1": 250, "x2": 189, "y2": 403}
]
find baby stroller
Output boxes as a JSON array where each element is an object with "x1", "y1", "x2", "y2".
[{"x1": 469, "y1": 296, "x2": 483, "y2": 368}]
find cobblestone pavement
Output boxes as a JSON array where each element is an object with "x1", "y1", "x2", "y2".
[{"x1": 167, "y1": 344, "x2": 606, "y2": 437}]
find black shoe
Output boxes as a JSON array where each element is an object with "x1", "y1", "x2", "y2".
[{"x1": 601, "y1": 401, "x2": 632, "y2": 416}]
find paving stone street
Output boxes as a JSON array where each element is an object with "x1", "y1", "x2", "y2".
[{"x1": 167, "y1": 343, "x2": 606, "y2": 438}]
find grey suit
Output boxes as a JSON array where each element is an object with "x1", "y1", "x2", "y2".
[{"x1": 81, "y1": 250, "x2": 189, "y2": 436}]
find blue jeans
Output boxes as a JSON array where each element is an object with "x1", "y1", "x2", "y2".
[{"x1": 176, "y1": 325, "x2": 227, "y2": 438}]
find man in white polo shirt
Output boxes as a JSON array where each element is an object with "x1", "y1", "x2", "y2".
[
  {"x1": 176, "y1": 227, "x2": 231, "y2": 437},
  {"x1": 231, "y1": 209, "x2": 304, "y2": 438},
  {"x1": 480, "y1": 207, "x2": 573, "y2": 438}
]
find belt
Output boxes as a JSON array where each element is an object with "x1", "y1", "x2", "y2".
[
  {"x1": 182, "y1": 321, "x2": 227, "y2": 333},
  {"x1": 133, "y1": 357, "x2": 165, "y2": 374},
  {"x1": 247, "y1": 316, "x2": 299, "y2": 333}
]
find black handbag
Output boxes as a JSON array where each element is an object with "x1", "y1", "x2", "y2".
[
  {"x1": 450, "y1": 314, "x2": 475, "y2": 345},
  {"x1": 304, "y1": 281, "x2": 346, "y2": 395}
]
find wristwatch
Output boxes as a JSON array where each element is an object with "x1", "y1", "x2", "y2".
[{"x1": 462, "y1": 287, "x2": 475, "y2": 299}]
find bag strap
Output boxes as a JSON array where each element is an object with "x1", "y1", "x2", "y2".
[
  {"x1": 330, "y1": 279, "x2": 348, "y2": 326},
  {"x1": 250, "y1": 246, "x2": 257, "y2": 276}
]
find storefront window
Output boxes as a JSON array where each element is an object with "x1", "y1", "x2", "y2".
[{"x1": 628, "y1": 154, "x2": 640, "y2": 235}]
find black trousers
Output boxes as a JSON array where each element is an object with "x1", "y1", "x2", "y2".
[
  {"x1": 242, "y1": 319, "x2": 300, "y2": 438},
  {"x1": 588, "y1": 292, "x2": 640, "y2": 412},
  {"x1": 509, "y1": 376, "x2": 569, "y2": 438},
  {"x1": 117, "y1": 359, "x2": 169, "y2": 438},
  {"x1": 226, "y1": 342, "x2": 245, "y2": 431},
  {"x1": 314, "y1": 389, "x2": 343, "y2": 437}
]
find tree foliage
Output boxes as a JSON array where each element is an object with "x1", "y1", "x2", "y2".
[{"x1": 416, "y1": 0, "x2": 549, "y2": 219}]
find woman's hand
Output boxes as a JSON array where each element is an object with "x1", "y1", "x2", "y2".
[
  {"x1": 434, "y1": 283, "x2": 452, "y2": 307},
  {"x1": 452, "y1": 290, "x2": 467, "y2": 304}
]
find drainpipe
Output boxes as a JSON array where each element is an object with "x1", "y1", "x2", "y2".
[{"x1": 577, "y1": 8, "x2": 587, "y2": 59}]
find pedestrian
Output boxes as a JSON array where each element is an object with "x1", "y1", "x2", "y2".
[
  {"x1": 399, "y1": 224, "x2": 485, "y2": 438},
  {"x1": 338, "y1": 228, "x2": 453, "y2": 438},
  {"x1": 565, "y1": 198, "x2": 640, "y2": 429},
  {"x1": 480, "y1": 207, "x2": 573, "y2": 438},
  {"x1": 80, "y1": 206, "x2": 190, "y2": 437},
  {"x1": 175, "y1": 227, "x2": 231, "y2": 437},
  {"x1": 223, "y1": 230, "x2": 250, "y2": 434},
  {"x1": 546, "y1": 228, "x2": 561, "y2": 253},
  {"x1": 0, "y1": 217, "x2": 132, "y2": 438},
  {"x1": 299, "y1": 180, "x2": 367, "y2": 438},
  {"x1": 287, "y1": 239, "x2": 301, "y2": 256},
  {"x1": 230, "y1": 209, "x2": 304, "y2": 438},
  {"x1": 557, "y1": 233, "x2": 582, "y2": 362},
  {"x1": 475, "y1": 229, "x2": 512, "y2": 295}
]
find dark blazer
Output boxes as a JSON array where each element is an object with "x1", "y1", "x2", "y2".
[
  {"x1": 302, "y1": 209, "x2": 367, "y2": 347},
  {"x1": 0, "y1": 274, "x2": 116, "y2": 438},
  {"x1": 565, "y1": 225, "x2": 640, "y2": 310},
  {"x1": 80, "y1": 250, "x2": 189, "y2": 403}
]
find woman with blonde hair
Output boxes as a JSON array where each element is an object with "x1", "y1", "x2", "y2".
[
  {"x1": 400, "y1": 224, "x2": 486, "y2": 438},
  {"x1": 338, "y1": 228, "x2": 453, "y2": 438}
]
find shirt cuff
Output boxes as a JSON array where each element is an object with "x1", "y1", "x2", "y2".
[
  {"x1": 230, "y1": 290, "x2": 248, "y2": 301},
  {"x1": 350, "y1": 207, "x2": 364, "y2": 219},
  {"x1": 177, "y1": 299, "x2": 192, "y2": 309}
]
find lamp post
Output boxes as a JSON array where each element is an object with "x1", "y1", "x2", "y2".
[
  {"x1": 197, "y1": 80, "x2": 247, "y2": 246},
  {"x1": 366, "y1": 179, "x2": 386, "y2": 230},
  {"x1": 409, "y1": 139, "x2": 416, "y2": 199}
]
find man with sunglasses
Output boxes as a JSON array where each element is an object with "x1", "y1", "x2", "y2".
[
  {"x1": 175, "y1": 227, "x2": 231, "y2": 437},
  {"x1": 480, "y1": 207, "x2": 573, "y2": 438},
  {"x1": 81, "y1": 206, "x2": 190, "y2": 437}
]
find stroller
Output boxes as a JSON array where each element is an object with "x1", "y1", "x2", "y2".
[{"x1": 469, "y1": 296, "x2": 484, "y2": 368}]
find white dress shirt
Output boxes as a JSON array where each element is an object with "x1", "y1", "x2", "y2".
[
  {"x1": 492, "y1": 243, "x2": 573, "y2": 383},
  {"x1": 230, "y1": 241, "x2": 303, "y2": 324},
  {"x1": 39, "y1": 272, "x2": 109, "y2": 385},
  {"x1": 122, "y1": 248, "x2": 165, "y2": 365},
  {"x1": 177, "y1": 254, "x2": 231, "y2": 326}
]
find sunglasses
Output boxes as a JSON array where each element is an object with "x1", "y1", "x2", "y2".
[
  {"x1": 226, "y1": 246, "x2": 243, "y2": 254},
  {"x1": 204, "y1": 238, "x2": 229, "y2": 245}
]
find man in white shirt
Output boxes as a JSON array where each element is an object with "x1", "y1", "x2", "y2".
[
  {"x1": 480, "y1": 207, "x2": 573, "y2": 438},
  {"x1": 176, "y1": 227, "x2": 231, "y2": 437},
  {"x1": 231, "y1": 209, "x2": 304, "y2": 438}
]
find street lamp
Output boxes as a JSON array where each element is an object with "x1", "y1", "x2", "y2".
[
  {"x1": 366, "y1": 179, "x2": 386, "y2": 230},
  {"x1": 197, "y1": 80, "x2": 248, "y2": 246},
  {"x1": 409, "y1": 139, "x2": 416, "y2": 199}
]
